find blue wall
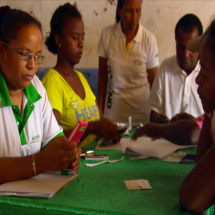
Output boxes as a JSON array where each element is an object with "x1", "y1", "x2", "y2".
[{"x1": 37, "y1": 68, "x2": 98, "y2": 99}]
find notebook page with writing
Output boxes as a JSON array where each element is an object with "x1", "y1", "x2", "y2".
[{"x1": 120, "y1": 137, "x2": 194, "y2": 159}]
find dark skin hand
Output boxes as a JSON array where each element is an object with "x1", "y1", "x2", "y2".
[
  {"x1": 87, "y1": 118, "x2": 122, "y2": 143},
  {"x1": 132, "y1": 120, "x2": 200, "y2": 145},
  {"x1": 0, "y1": 136, "x2": 82, "y2": 184},
  {"x1": 132, "y1": 123, "x2": 161, "y2": 141},
  {"x1": 54, "y1": 107, "x2": 121, "y2": 143},
  {"x1": 66, "y1": 146, "x2": 82, "y2": 170},
  {"x1": 40, "y1": 136, "x2": 81, "y2": 172},
  {"x1": 150, "y1": 110, "x2": 169, "y2": 124},
  {"x1": 150, "y1": 110, "x2": 195, "y2": 124},
  {"x1": 170, "y1": 112, "x2": 195, "y2": 122},
  {"x1": 90, "y1": 118, "x2": 118, "y2": 140}
]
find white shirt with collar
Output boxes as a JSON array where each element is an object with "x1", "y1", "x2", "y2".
[
  {"x1": 0, "y1": 73, "x2": 63, "y2": 157},
  {"x1": 149, "y1": 55, "x2": 204, "y2": 119},
  {"x1": 97, "y1": 22, "x2": 159, "y2": 125}
]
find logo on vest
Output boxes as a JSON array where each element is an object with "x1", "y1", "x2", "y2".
[
  {"x1": 71, "y1": 100, "x2": 82, "y2": 109},
  {"x1": 32, "y1": 135, "x2": 39, "y2": 141},
  {"x1": 133, "y1": 59, "x2": 143, "y2": 66}
]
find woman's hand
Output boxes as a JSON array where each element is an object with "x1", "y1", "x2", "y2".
[
  {"x1": 89, "y1": 118, "x2": 120, "y2": 142},
  {"x1": 40, "y1": 136, "x2": 78, "y2": 172},
  {"x1": 170, "y1": 113, "x2": 195, "y2": 122},
  {"x1": 67, "y1": 146, "x2": 82, "y2": 171},
  {"x1": 98, "y1": 118, "x2": 119, "y2": 141},
  {"x1": 132, "y1": 123, "x2": 160, "y2": 140}
]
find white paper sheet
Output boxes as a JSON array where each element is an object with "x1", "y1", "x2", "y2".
[
  {"x1": 86, "y1": 156, "x2": 125, "y2": 167},
  {"x1": 120, "y1": 137, "x2": 195, "y2": 159}
]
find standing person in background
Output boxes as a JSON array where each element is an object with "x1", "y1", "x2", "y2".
[
  {"x1": 97, "y1": 0, "x2": 159, "y2": 125},
  {"x1": 42, "y1": 3, "x2": 120, "y2": 146},
  {"x1": 180, "y1": 20, "x2": 215, "y2": 213},
  {"x1": 0, "y1": 6, "x2": 81, "y2": 184},
  {"x1": 150, "y1": 14, "x2": 204, "y2": 124}
]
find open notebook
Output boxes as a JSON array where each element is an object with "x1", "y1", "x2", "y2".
[
  {"x1": 120, "y1": 137, "x2": 195, "y2": 159},
  {"x1": 0, "y1": 171, "x2": 78, "y2": 199}
]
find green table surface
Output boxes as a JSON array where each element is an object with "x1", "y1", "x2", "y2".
[{"x1": 0, "y1": 130, "x2": 213, "y2": 215}]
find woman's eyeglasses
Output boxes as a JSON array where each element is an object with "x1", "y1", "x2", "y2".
[{"x1": 2, "y1": 42, "x2": 45, "y2": 64}]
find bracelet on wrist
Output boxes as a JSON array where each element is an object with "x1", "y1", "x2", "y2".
[{"x1": 32, "y1": 154, "x2": 37, "y2": 176}]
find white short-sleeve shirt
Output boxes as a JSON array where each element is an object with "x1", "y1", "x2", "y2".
[
  {"x1": 97, "y1": 22, "x2": 159, "y2": 125},
  {"x1": 0, "y1": 71, "x2": 63, "y2": 157},
  {"x1": 149, "y1": 55, "x2": 204, "y2": 119}
]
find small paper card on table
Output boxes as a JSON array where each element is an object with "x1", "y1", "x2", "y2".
[
  {"x1": 124, "y1": 179, "x2": 152, "y2": 190},
  {"x1": 163, "y1": 152, "x2": 187, "y2": 163}
]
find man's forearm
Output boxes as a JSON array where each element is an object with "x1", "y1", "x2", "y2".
[
  {"x1": 160, "y1": 120, "x2": 200, "y2": 145},
  {"x1": 150, "y1": 110, "x2": 169, "y2": 124}
]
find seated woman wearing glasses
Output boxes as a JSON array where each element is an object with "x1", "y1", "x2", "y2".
[
  {"x1": 0, "y1": 6, "x2": 81, "y2": 184},
  {"x1": 42, "y1": 3, "x2": 120, "y2": 145}
]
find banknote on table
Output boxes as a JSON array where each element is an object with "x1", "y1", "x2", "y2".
[{"x1": 124, "y1": 179, "x2": 152, "y2": 190}]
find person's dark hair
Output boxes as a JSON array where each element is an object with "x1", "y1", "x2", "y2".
[
  {"x1": 208, "y1": 20, "x2": 215, "y2": 38},
  {"x1": 206, "y1": 19, "x2": 215, "y2": 52},
  {"x1": 115, "y1": 0, "x2": 142, "y2": 23},
  {"x1": 175, "y1": 14, "x2": 203, "y2": 39},
  {"x1": 0, "y1": 6, "x2": 42, "y2": 43},
  {"x1": 45, "y1": 3, "x2": 82, "y2": 54}
]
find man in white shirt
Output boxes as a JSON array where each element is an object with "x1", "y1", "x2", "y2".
[{"x1": 149, "y1": 14, "x2": 204, "y2": 124}]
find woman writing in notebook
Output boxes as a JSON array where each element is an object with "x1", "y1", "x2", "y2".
[
  {"x1": 0, "y1": 6, "x2": 81, "y2": 184},
  {"x1": 42, "y1": 3, "x2": 120, "y2": 145}
]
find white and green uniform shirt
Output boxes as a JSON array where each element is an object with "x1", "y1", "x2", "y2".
[
  {"x1": 0, "y1": 71, "x2": 64, "y2": 157},
  {"x1": 97, "y1": 22, "x2": 159, "y2": 125}
]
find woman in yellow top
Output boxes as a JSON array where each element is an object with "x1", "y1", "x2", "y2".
[{"x1": 42, "y1": 3, "x2": 119, "y2": 145}]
